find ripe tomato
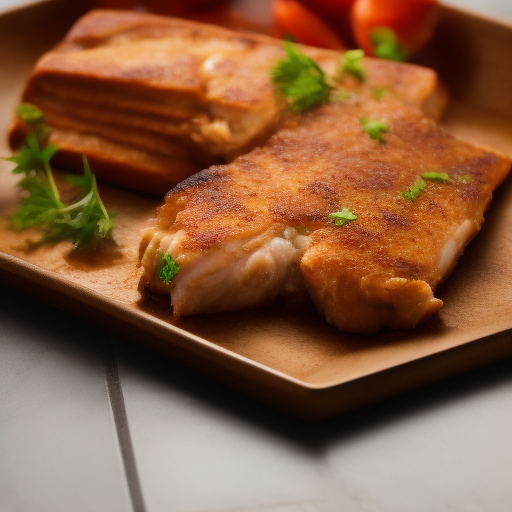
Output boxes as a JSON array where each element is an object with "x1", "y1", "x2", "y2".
[
  {"x1": 300, "y1": 0, "x2": 358, "y2": 46},
  {"x1": 302, "y1": 0, "x2": 356, "y2": 15},
  {"x1": 351, "y1": 0, "x2": 439, "y2": 55},
  {"x1": 273, "y1": 0, "x2": 347, "y2": 50}
]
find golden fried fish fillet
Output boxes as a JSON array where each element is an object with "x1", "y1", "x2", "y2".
[
  {"x1": 9, "y1": 9, "x2": 446, "y2": 194},
  {"x1": 139, "y1": 98, "x2": 511, "y2": 333}
]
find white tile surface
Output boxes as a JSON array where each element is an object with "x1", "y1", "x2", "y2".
[
  {"x1": 116, "y1": 342, "x2": 512, "y2": 512},
  {"x1": 0, "y1": 287, "x2": 132, "y2": 512}
]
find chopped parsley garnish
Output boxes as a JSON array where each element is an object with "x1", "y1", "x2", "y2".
[
  {"x1": 361, "y1": 117, "x2": 388, "y2": 143},
  {"x1": 402, "y1": 179, "x2": 426, "y2": 202},
  {"x1": 6, "y1": 103, "x2": 115, "y2": 248},
  {"x1": 340, "y1": 49, "x2": 366, "y2": 81},
  {"x1": 371, "y1": 27, "x2": 409, "y2": 62},
  {"x1": 330, "y1": 207, "x2": 358, "y2": 226},
  {"x1": 422, "y1": 171, "x2": 449, "y2": 183},
  {"x1": 159, "y1": 252, "x2": 180, "y2": 284},
  {"x1": 272, "y1": 41, "x2": 332, "y2": 112}
]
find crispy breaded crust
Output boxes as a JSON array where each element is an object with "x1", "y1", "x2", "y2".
[{"x1": 140, "y1": 98, "x2": 511, "y2": 332}]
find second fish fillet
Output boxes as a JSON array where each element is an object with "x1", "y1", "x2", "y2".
[{"x1": 139, "y1": 98, "x2": 511, "y2": 333}]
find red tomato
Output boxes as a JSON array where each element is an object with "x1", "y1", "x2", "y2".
[
  {"x1": 302, "y1": 0, "x2": 356, "y2": 15},
  {"x1": 351, "y1": 0, "x2": 439, "y2": 55},
  {"x1": 273, "y1": 0, "x2": 347, "y2": 50},
  {"x1": 299, "y1": 0, "x2": 358, "y2": 48}
]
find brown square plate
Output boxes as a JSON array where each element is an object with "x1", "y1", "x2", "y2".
[{"x1": 1, "y1": 0, "x2": 512, "y2": 419}]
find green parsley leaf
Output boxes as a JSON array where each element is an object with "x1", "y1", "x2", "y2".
[
  {"x1": 340, "y1": 49, "x2": 366, "y2": 81},
  {"x1": 11, "y1": 175, "x2": 63, "y2": 230},
  {"x1": 272, "y1": 41, "x2": 332, "y2": 112},
  {"x1": 16, "y1": 103, "x2": 50, "y2": 143},
  {"x1": 41, "y1": 156, "x2": 116, "y2": 248},
  {"x1": 371, "y1": 27, "x2": 409, "y2": 62},
  {"x1": 17, "y1": 103, "x2": 44, "y2": 127},
  {"x1": 159, "y1": 252, "x2": 180, "y2": 284},
  {"x1": 329, "y1": 207, "x2": 358, "y2": 226},
  {"x1": 402, "y1": 179, "x2": 426, "y2": 202},
  {"x1": 6, "y1": 133, "x2": 58, "y2": 175},
  {"x1": 6, "y1": 109, "x2": 115, "y2": 248},
  {"x1": 361, "y1": 117, "x2": 388, "y2": 143},
  {"x1": 422, "y1": 171, "x2": 449, "y2": 183}
]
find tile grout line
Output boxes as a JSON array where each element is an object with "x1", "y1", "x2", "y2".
[{"x1": 104, "y1": 342, "x2": 147, "y2": 512}]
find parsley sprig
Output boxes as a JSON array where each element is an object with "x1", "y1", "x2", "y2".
[
  {"x1": 272, "y1": 43, "x2": 369, "y2": 112},
  {"x1": 272, "y1": 41, "x2": 332, "y2": 112},
  {"x1": 402, "y1": 171, "x2": 452, "y2": 202},
  {"x1": 6, "y1": 103, "x2": 115, "y2": 248},
  {"x1": 361, "y1": 117, "x2": 388, "y2": 143},
  {"x1": 422, "y1": 171, "x2": 449, "y2": 183},
  {"x1": 159, "y1": 252, "x2": 180, "y2": 284},
  {"x1": 371, "y1": 27, "x2": 409, "y2": 62},
  {"x1": 340, "y1": 49, "x2": 366, "y2": 81},
  {"x1": 402, "y1": 178, "x2": 426, "y2": 202},
  {"x1": 330, "y1": 207, "x2": 358, "y2": 226}
]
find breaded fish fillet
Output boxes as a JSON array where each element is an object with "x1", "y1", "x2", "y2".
[
  {"x1": 9, "y1": 9, "x2": 446, "y2": 194},
  {"x1": 139, "y1": 98, "x2": 511, "y2": 333}
]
